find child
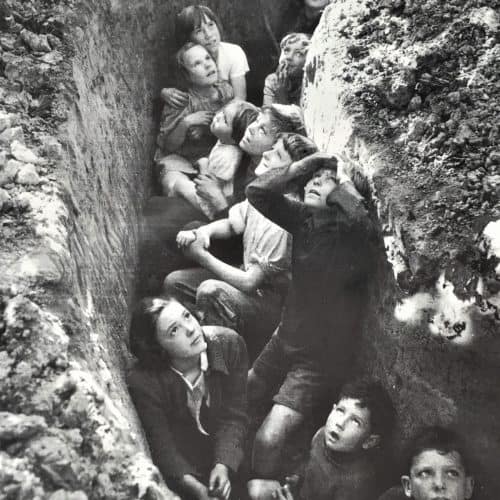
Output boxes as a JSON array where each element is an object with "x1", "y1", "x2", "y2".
[
  {"x1": 248, "y1": 378, "x2": 396, "y2": 500},
  {"x1": 155, "y1": 42, "x2": 234, "y2": 198},
  {"x1": 379, "y1": 426, "x2": 475, "y2": 500},
  {"x1": 278, "y1": 0, "x2": 331, "y2": 40},
  {"x1": 178, "y1": 100, "x2": 258, "y2": 219},
  {"x1": 263, "y1": 33, "x2": 311, "y2": 106},
  {"x1": 128, "y1": 296, "x2": 248, "y2": 500},
  {"x1": 246, "y1": 152, "x2": 380, "y2": 477},
  {"x1": 162, "y1": 5, "x2": 249, "y2": 107},
  {"x1": 163, "y1": 133, "x2": 318, "y2": 360}
]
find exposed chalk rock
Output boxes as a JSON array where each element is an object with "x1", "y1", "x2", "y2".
[
  {"x1": 16, "y1": 164, "x2": 41, "y2": 185},
  {"x1": 11, "y1": 141, "x2": 44, "y2": 164},
  {"x1": 0, "y1": 159, "x2": 23, "y2": 186},
  {"x1": 0, "y1": 412, "x2": 48, "y2": 441},
  {"x1": 20, "y1": 28, "x2": 52, "y2": 52},
  {"x1": 0, "y1": 188, "x2": 11, "y2": 210},
  {"x1": 0, "y1": 126, "x2": 24, "y2": 144}
]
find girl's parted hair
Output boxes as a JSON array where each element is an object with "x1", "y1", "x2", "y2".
[{"x1": 175, "y1": 5, "x2": 223, "y2": 49}]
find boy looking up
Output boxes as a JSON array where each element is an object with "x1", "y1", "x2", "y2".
[
  {"x1": 248, "y1": 378, "x2": 396, "y2": 500},
  {"x1": 380, "y1": 426, "x2": 475, "y2": 500},
  {"x1": 246, "y1": 152, "x2": 380, "y2": 477}
]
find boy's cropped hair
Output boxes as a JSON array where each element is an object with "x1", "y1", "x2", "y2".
[
  {"x1": 175, "y1": 5, "x2": 224, "y2": 48},
  {"x1": 231, "y1": 101, "x2": 260, "y2": 144},
  {"x1": 340, "y1": 377, "x2": 396, "y2": 443},
  {"x1": 278, "y1": 132, "x2": 318, "y2": 162},
  {"x1": 263, "y1": 103, "x2": 306, "y2": 136},
  {"x1": 405, "y1": 426, "x2": 472, "y2": 474}
]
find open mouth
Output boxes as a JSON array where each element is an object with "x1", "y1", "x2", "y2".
[
  {"x1": 329, "y1": 430, "x2": 339, "y2": 440},
  {"x1": 191, "y1": 336, "x2": 202, "y2": 346},
  {"x1": 306, "y1": 188, "x2": 320, "y2": 197},
  {"x1": 207, "y1": 70, "x2": 217, "y2": 77}
]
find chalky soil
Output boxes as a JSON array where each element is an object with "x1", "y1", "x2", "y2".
[{"x1": 0, "y1": 0, "x2": 499, "y2": 499}]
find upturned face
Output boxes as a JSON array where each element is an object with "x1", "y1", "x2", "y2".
[
  {"x1": 155, "y1": 301, "x2": 207, "y2": 360},
  {"x1": 323, "y1": 397, "x2": 374, "y2": 453},
  {"x1": 239, "y1": 111, "x2": 277, "y2": 156},
  {"x1": 278, "y1": 39, "x2": 308, "y2": 79},
  {"x1": 303, "y1": 167, "x2": 337, "y2": 207},
  {"x1": 182, "y1": 45, "x2": 218, "y2": 86},
  {"x1": 190, "y1": 14, "x2": 221, "y2": 55},
  {"x1": 402, "y1": 450, "x2": 474, "y2": 500},
  {"x1": 255, "y1": 138, "x2": 293, "y2": 176},
  {"x1": 210, "y1": 101, "x2": 240, "y2": 143}
]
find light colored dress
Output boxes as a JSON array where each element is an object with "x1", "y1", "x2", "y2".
[{"x1": 216, "y1": 42, "x2": 249, "y2": 82}]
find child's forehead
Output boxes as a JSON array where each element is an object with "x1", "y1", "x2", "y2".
[
  {"x1": 312, "y1": 166, "x2": 336, "y2": 179},
  {"x1": 412, "y1": 449, "x2": 465, "y2": 470}
]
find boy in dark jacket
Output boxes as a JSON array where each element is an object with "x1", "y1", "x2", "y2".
[{"x1": 246, "y1": 152, "x2": 380, "y2": 477}]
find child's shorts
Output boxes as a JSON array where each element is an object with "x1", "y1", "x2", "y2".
[
  {"x1": 251, "y1": 330, "x2": 328, "y2": 417},
  {"x1": 156, "y1": 153, "x2": 198, "y2": 175}
]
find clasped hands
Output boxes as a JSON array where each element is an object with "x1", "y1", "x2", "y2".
[{"x1": 176, "y1": 227, "x2": 210, "y2": 263}]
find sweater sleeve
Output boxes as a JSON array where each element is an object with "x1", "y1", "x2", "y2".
[
  {"x1": 127, "y1": 369, "x2": 197, "y2": 481},
  {"x1": 212, "y1": 330, "x2": 249, "y2": 473},
  {"x1": 245, "y1": 166, "x2": 306, "y2": 234}
]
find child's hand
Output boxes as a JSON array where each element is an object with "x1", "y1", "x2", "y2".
[
  {"x1": 161, "y1": 87, "x2": 189, "y2": 108},
  {"x1": 195, "y1": 174, "x2": 228, "y2": 214},
  {"x1": 288, "y1": 152, "x2": 336, "y2": 177},
  {"x1": 176, "y1": 230, "x2": 197, "y2": 248},
  {"x1": 208, "y1": 463, "x2": 231, "y2": 500},
  {"x1": 185, "y1": 111, "x2": 215, "y2": 127},
  {"x1": 273, "y1": 484, "x2": 295, "y2": 500},
  {"x1": 188, "y1": 127, "x2": 204, "y2": 140},
  {"x1": 195, "y1": 227, "x2": 211, "y2": 249},
  {"x1": 183, "y1": 235, "x2": 209, "y2": 263}
]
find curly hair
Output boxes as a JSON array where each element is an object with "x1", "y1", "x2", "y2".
[
  {"x1": 339, "y1": 377, "x2": 396, "y2": 443},
  {"x1": 262, "y1": 103, "x2": 306, "y2": 136}
]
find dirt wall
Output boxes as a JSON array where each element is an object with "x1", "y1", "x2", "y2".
[{"x1": 302, "y1": 1, "x2": 499, "y2": 497}]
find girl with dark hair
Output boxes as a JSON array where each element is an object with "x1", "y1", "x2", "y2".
[
  {"x1": 128, "y1": 297, "x2": 249, "y2": 500},
  {"x1": 278, "y1": 0, "x2": 331, "y2": 40},
  {"x1": 162, "y1": 5, "x2": 249, "y2": 107}
]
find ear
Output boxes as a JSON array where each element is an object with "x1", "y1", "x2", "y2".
[
  {"x1": 361, "y1": 433, "x2": 380, "y2": 450},
  {"x1": 401, "y1": 475, "x2": 412, "y2": 498},
  {"x1": 464, "y1": 476, "x2": 474, "y2": 499}
]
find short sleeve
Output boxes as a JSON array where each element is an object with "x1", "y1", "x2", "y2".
[
  {"x1": 208, "y1": 143, "x2": 242, "y2": 181},
  {"x1": 218, "y1": 42, "x2": 249, "y2": 80},
  {"x1": 228, "y1": 200, "x2": 248, "y2": 235}
]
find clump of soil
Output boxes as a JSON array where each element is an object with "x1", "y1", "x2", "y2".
[{"x1": 324, "y1": 0, "x2": 499, "y2": 304}]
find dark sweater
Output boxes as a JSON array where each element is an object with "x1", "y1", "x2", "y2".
[
  {"x1": 246, "y1": 167, "x2": 378, "y2": 376},
  {"x1": 127, "y1": 327, "x2": 248, "y2": 482},
  {"x1": 300, "y1": 428, "x2": 378, "y2": 500}
]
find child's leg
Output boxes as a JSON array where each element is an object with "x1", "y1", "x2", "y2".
[
  {"x1": 162, "y1": 171, "x2": 200, "y2": 207},
  {"x1": 247, "y1": 479, "x2": 281, "y2": 500}
]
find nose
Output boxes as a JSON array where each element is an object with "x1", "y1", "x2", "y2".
[
  {"x1": 432, "y1": 472, "x2": 446, "y2": 491},
  {"x1": 335, "y1": 416, "x2": 347, "y2": 430}
]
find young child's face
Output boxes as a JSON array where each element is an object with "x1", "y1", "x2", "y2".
[
  {"x1": 278, "y1": 39, "x2": 308, "y2": 78},
  {"x1": 210, "y1": 102, "x2": 239, "y2": 143},
  {"x1": 303, "y1": 167, "x2": 337, "y2": 207},
  {"x1": 323, "y1": 397, "x2": 374, "y2": 453},
  {"x1": 402, "y1": 450, "x2": 474, "y2": 500},
  {"x1": 255, "y1": 138, "x2": 292, "y2": 175},
  {"x1": 190, "y1": 14, "x2": 221, "y2": 54},
  {"x1": 182, "y1": 45, "x2": 218, "y2": 87},
  {"x1": 155, "y1": 301, "x2": 207, "y2": 360},
  {"x1": 239, "y1": 111, "x2": 277, "y2": 156}
]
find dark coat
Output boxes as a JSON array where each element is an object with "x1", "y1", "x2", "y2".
[{"x1": 127, "y1": 327, "x2": 248, "y2": 483}]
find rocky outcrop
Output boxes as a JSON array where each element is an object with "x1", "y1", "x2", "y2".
[{"x1": 303, "y1": 1, "x2": 498, "y2": 497}]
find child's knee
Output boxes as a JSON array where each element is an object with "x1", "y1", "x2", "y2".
[
  {"x1": 196, "y1": 279, "x2": 225, "y2": 303},
  {"x1": 255, "y1": 421, "x2": 283, "y2": 452},
  {"x1": 247, "y1": 480, "x2": 277, "y2": 500},
  {"x1": 161, "y1": 171, "x2": 180, "y2": 196}
]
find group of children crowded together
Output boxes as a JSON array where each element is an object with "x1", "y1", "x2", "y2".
[{"x1": 127, "y1": 3, "x2": 477, "y2": 500}]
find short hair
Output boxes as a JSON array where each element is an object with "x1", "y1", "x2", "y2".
[
  {"x1": 405, "y1": 426, "x2": 473, "y2": 475},
  {"x1": 230, "y1": 101, "x2": 260, "y2": 144},
  {"x1": 280, "y1": 32, "x2": 311, "y2": 52},
  {"x1": 129, "y1": 296, "x2": 178, "y2": 369},
  {"x1": 262, "y1": 104, "x2": 306, "y2": 136},
  {"x1": 175, "y1": 5, "x2": 223, "y2": 49},
  {"x1": 278, "y1": 132, "x2": 318, "y2": 162},
  {"x1": 175, "y1": 42, "x2": 213, "y2": 84},
  {"x1": 339, "y1": 377, "x2": 396, "y2": 443}
]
